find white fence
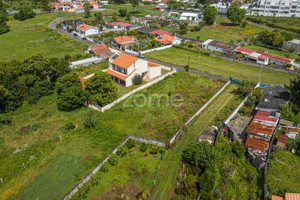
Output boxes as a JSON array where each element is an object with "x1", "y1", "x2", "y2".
[
  {"x1": 62, "y1": 134, "x2": 165, "y2": 200},
  {"x1": 86, "y1": 69, "x2": 177, "y2": 112},
  {"x1": 70, "y1": 57, "x2": 105, "y2": 69},
  {"x1": 125, "y1": 45, "x2": 173, "y2": 55},
  {"x1": 169, "y1": 80, "x2": 231, "y2": 144},
  {"x1": 223, "y1": 95, "x2": 249, "y2": 125}
]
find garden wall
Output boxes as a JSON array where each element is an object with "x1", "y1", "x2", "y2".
[
  {"x1": 125, "y1": 45, "x2": 173, "y2": 55},
  {"x1": 62, "y1": 134, "x2": 165, "y2": 200}
]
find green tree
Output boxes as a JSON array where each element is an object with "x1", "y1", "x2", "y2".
[
  {"x1": 252, "y1": 87, "x2": 263, "y2": 101},
  {"x1": 27, "y1": 80, "x2": 54, "y2": 104},
  {"x1": 40, "y1": 0, "x2": 52, "y2": 12},
  {"x1": 287, "y1": 76, "x2": 300, "y2": 107},
  {"x1": 198, "y1": 164, "x2": 220, "y2": 192},
  {"x1": 112, "y1": 12, "x2": 117, "y2": 21},
  {"x1": 84, "y1": 110, "x2": 96, "y2": 128},
  {"x1": 203, "y1": 6, "x2": 217, "y2": 25},
  {"x1": 55, "y1": 73, "x2": 84, "y2": 111},
  {"x1": 179, "y1": 23, "x2": 188, "y2": 35},
  {"x1": 94, "y1": 12, "x2": 103, "y2": 24},
  {"x1": 184, "y1": 64, "x2": 190, "y2": 72},
  {"x1": 119, "y1": 8, "x2": 127, "y2": 17},
  {"x1": 226, "y1": 2, "x2": 246, "y2": 25},
  {"x1": 84, "y1": 71, "x2": 118, "y2": 107},
  {"x1": 132, "y1": 74, "x2": 143, "y2": 85},
  {"x1": 0, "y1": 85, "x2": 9, "y2": 113},
  {"x1": 0, "y1": 0, "x2": 5, "y2": 12},
  {"x1": 232, "y1": 140, "x2": 246, "y2": 158},
  {"x1": 14, "y1": 5, "x2": 36, "y2": 21},
  {"x1": 176, "y1": 175, "x2": 198, "y2": 198},
  {"x1": 126, "y1": 13, "x2": 132, "y2": 20},
  {"x1": 0, "y1": 12, "x2": 9, "y2": 35},
  {"x1": 84, "y1": 2, "x2": 91, "y2": 18},
  {"x1": 272, "y1": 33, "x2": 285, "y2": 47},
  {"x1": 280, "y1": 103, "x2": 295, "y2": 122},
  {"x1": 245, "y1": 95, "x2": 257, "y2": 107}
]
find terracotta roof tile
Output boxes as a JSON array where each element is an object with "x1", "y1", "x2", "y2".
[
  {"x1": 272, "y1": 195, "x2": 284, "y2": 200},
  {"x1": 154, "y1": 35, "x2": 175, "y2": 45},
  {"x1": 106, "y1": 68, "x2": 136, "y2": 80},
  {"x1": 254, "y1": 111, "x2": 279, "y2": 123},
  {"x1": 286, "y1": 193, "x2": 300, "y2": 200},
  {"x1": 77, "y1": 24, "x2": 96, "y2": 31},
  {"x1": 115, "y1": 22, "x2": 132, "y2": 27},
  {"x1": 256, "y1": 51, "x2": 293, "y2": 64},
  {"x1": 236, "y1": 47, "x2": 255, "y2": 54},
  {"x1": 149, "y1": 30, "x2": 173, "y2": 36},
  {"x1": 110, "y1": 52, "x2": 138, "y2": 69},
  {"x1": 113, "y1": 36, "x2": 136, "y2": 45},
  {"x1": 90, "y1": 44, "x2": 112, "y2": 57},
  {"x1": 148, "y1": 62, "x2": 160, "y2": 67}
]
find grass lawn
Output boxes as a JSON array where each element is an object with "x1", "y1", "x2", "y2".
[
  {"x1": 243, "y1": 44, "x2": 300, "y2": 60},
  {"x1": 183, "y1": 18, "x2": 266, "y2": 43},
  {"x1": 146, "y1": 47, "x2": 296, "y2": 85},
  {"x1": 0, "y1": 14, "x2": 87, "y2": 62},
  {"x1": 72, "y1": 144, "x2": 164, "y2": 199},
  {"x1": 267, "y1": 150, "x2": 300, "y2": 198},
  {"x1": 0, "y1": 72, "x2": 223, "y2": 200},
  {"x1": 151, "y1": 84, "x2": 246, "y2": 200},
  {"x1": 74, "y1": 61, "x2": 109, "y2": 77}
]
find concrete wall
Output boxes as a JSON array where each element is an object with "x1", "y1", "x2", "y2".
[
  {"x1": 283, "y1": 41, "x2": 300, "y2": 54},
  {"x1": 148, "y1": 66, "x2": 161, "y2": 79},
  {"x1": 70, "y1": 57, "x2": 105, "y2": 69},
  {"x1": 223, "y1": 95, "x2": 249, "y2": 125}
]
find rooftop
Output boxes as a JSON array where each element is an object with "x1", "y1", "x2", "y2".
[
  {"x1": 115, "y1": 22, "x2": 133, "y2": 27},
  {"x1": 137, "y1": 27, "x2": 157, "y2": 34},
  {"x1": 89, "y1": 44, "x2": 113, "y2": 58},
  {"x1": 207, "y1": 40, "x2": 240, "y2": 51},
  {"x1": 245, "y1": 137, "x2": 269, "y2": 151},
  {"x1": 198, "y1": 125, "x2": 217, "y2": 144},
  {"x1": 256, "y1": 85, "x2": 290, "y2": 112},
  {"x1": 236, "y1": 47, "x2": 255, "y2": 54},
  {"x1": 256, "y1": 51, "x2": 294, "y2": 64},
  {"x1": 286, "y1": 193, "x2": 300, "y2": 200},
  {"x1": 289, "y1": 39, "x2": 300, "y2": 45},
  {"x1": 113, "y1": 36, "x2": 136, "y2": 45},
  {"x1": 149, "y1": 30, "x2": 173, "y2": 36},
  {"x1": 277, "y1": 134, "x2": 288, "y2": 144},
  {"x1": 77, "y1": 24, "x2": 96, "y2": 31},
  {"x1": 154, "y1": 35, "x2": 175, "y2": 45},
  {"x1": 254, "y1": 111, "x2": 279, "y2": 123},
  {"x1": 106, "y1": 68, "x2": 136, "y2": 80},
  {"x1": 110, "y1": 52, "x2": 138, "y2": 69},
  {"x1": 148, "y1": 62, "x2": 160, "y2": 67},
  {"x1": 245, "y1": 121, "x2": 276, "y2": 137}
]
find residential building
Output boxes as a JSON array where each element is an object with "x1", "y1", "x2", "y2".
[
  {"x1": 256, "y1": 50, "x2": 294, "y2": 66},
  {"x1": 154, "y1": 35, "x2": 182, "y2": 45},
  {"x1": 106, "y1": 52, "x2": 161, "y2": 87},
  {"x1": 88, "y1": 1, "x2": 99, "y2": 9},
  {"x1": 149, "y1": 30, "x2": 173, "y2": 37},
  {"x1": 282, "y1": 39, "x2": 300, "y2": 54},
  {"x1": 212, "y1": 0, "x2": 232, "y2": 14},
  {"x1": 179, "y1": 12, "x2": 200, "y2": 21},
  {"x1": 61, "y1": 19, "x2": 83, "y2": 30},
  {"x1": 246, "y1": 51, "x2": 269, "y2": 65},
  {"x1": 198, "y1": 125, "x2": 218, "y2": 144},
  {"x1": 202, "y1": 39, "x2": 240, "y2": 54},
  {"x1": 112, "y1": 36, "x2": 137, "y2": 50},
  {"x1": 272, "y1": 193, "x2": 300, "y2": 200},
  {"x1": 251, "y1": 0, "x2": 300, "y2": 17},
  {"x1": 77, "y1": 24, "x2": 99, "y2": 36},
  {"x1": 236, "y1": 47, "x2": 256, "y2": 55},
  {"x1": 84, "y1": 44, "x2": 114, "y2": 58},
  {"x1": 104, "y1": 22, "x2": 134, "y2": 31},
  {"x1": 256, "y1": 85, "x2": 290, "y2": 112}
]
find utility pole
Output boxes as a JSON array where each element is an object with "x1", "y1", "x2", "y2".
[{"x1": 198, "y1": 52, "x2": 200, "y2": 71}]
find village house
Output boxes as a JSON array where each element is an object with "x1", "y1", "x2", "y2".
[
  {"x1": 112, "y1": 36, "x2": 137, "y2": 50},
  {"x1": 137, "y1": 27, "x2": 157, "y2": 35},
  {"x1": 84, "y1": 44, "x2": 113, "y2": 58},
  {"x1": 256, "y1": 85, "x2": 290, "y2": 113},
  {"x1": 77, "y1": 24, "x2": 99, "y2": 36},
  {"x1": 61, "y1": 19, "x2": 83, "y2": 31},
  {"x1": 104, "y1": 22, "x2": 133, "y2": 31},
  {"x1": 149, "y1": 30, "x2": 173, "y2": 37},
  {"x1": 198, "y1": 125, "x2": 218, "y2": 144},
  {"x1": 179, "y1": 12, "x2": 200, "y2": 21},
  {"x1": 88, "y1": 1, "x2": 99, "y2": 9},
  {"x1": 202, "y1": 39, "x2": 240, "y2": 54},
  {"x1": 154, "y1": 35, "x2": 182, "y2": 45},
  {"x1": 106, "y1": 52, "x2": 161, "y2": 87}
]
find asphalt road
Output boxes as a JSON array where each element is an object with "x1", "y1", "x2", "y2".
[{"x1": 49, "y1": 16, "x2": 229, "y2": 81}]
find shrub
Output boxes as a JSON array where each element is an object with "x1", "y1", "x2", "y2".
[
  {"x1": 108, "y1": 154, "x2": 118, "y2": 166},
  {"x1": 150, "y1": 146, "x2": 160, "y2": 154},
  {"x1": 100, "y1": 162, "x2": 109, "y2": 172},
  {"x1": 140, "y1": 142, "x2": 147, "y2": 152},
  {"x1": 139, "y1": 190, "x2": 150, "y2": 200},
  {"x1": 176, "y1": 175, "x2": 198, "y2": 198},
  {"x1": 116, "y1": 146, "x2": 127, "y2": 157},
  {"x1": 132, "y1": 74, "x2": 143, "y2": 85},
  {"x1": 0, "y1": 116, "x2": 11, "y2": 125},
  {"x1": 126, "y1": 138, "x2": 136, "y2": 149},
  {"x1": 64, "y1": 122, "x2": 75, "y2": 130}
]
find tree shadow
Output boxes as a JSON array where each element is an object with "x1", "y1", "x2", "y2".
[{"x1": 220, "y1": 22, "x2": 238, "y2": 27}]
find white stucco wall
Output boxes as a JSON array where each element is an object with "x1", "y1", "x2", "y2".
[
  {"x1": 84, "y1": 28, "x2": 99, "y2": 36},
  {"x1": 148, "y1": 66, "x2": 161, "y2": 79}
]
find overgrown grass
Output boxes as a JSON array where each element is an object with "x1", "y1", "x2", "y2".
[
  {"x1": 183, "y1": 17, "x2": 266, "y2": 43},
  {"x1": 267, "y1": 150, "x2": 300, "y2": 198},
  {"x1": 73, "y1": 61, "x2": 109, "y2": 77},
  {"x1": 0, "y1": 14, "x2": 87, "y2": 62},
  {"x1": 0, "y1": 72, "x2": 223, "y2": 199},
  {"x1": 146, "y1": 47, "x2": 296, "y2": 85}
]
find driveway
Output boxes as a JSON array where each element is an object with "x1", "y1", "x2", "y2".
[{"x1": 48, "y1": 15, "x2": 96, "y2": 46}]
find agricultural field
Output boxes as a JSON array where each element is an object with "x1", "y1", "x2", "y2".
[
  {"x1": 247, "y1": 16, "x2": 300, "y2": 34},
  {"x1": 146, "y1": 47, "x2": 297, "y2": 85},
  {"x1": 183, "y1": 18, "x2": 266, "y2": 43},
  {"x1": 267, "y1": 150, "x2": 300, "y2": 198},
  {"x1": 0, "y1": 72, "x2": 224, "y2": 199},
  {"x1": 71, "y1": 142, "x2": 165, "y2": 200},
  {"x1": 151, "y1": 84, "x2": 248, "y2": 200},
  {"x1": 0, "y1": 14, "x2": 87, "y2": 62}
]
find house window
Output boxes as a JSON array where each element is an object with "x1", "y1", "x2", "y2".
[
  {"x1": 120, "y1": 80, "x2": 126, "y2": 86},
  {"x1": 112, "y1": 65, "x2": 127, "y2": 75}
]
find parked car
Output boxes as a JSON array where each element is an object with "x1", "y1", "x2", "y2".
[
  {"x1": 73, "y1": 32, "x2": 78, "y2": 36},
  {"x1": 82, "y1": 37, "x2": 87, "y2": 40},
  {"x1": 137, "y1": 53, "x2": 145, "y2": 58}
]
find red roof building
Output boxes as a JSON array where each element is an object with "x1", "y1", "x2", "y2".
[
  {"x1": 149, "y1": 30, "x2": 173, "y2": 36},
  {"x1": 113, "y1": 36, "x2": 136, "y2": 46},
  {"x1": 154, "y1": 35, "x2": 175, "y2": 45},
  {"x1": 115, "y1": 22, "x2": 132, "y2": 27}
]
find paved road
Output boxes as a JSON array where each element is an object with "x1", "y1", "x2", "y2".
[{"x1": 48, "y1": 15, "x2": 96, "y2": 46}]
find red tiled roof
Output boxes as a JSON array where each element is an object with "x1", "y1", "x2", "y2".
[
  {"x1": 105, "y1": 23, "x2": 116, "y2": 26},
  {"x1": 256, "y1": 51, "x2": 293, "y2": 64},
  {"x1": 245, "y1": 121, "x2": 276, "y2": 137},
  {"x1": 115, "y1": 22, "x2": 132, "y2": 27},
  {"x1": 106, "y1": 68, "x2": 136, "y2": 80},
  {"x1": 110, "y1": 52, "x2": 138, "y2": 69},
  {"x1": 113, "y1": 36, "x2": 136, "y2": 45},
  {"x1": 149, "y1": 30, "x2": 173, "y2": 36},
  {"x1": 236, "y1": 47, "x2": 256, "y2": 54},
  {"x1": 272, "y1": 196, "x2": 284, "y2": 200},
  {"x1": 216, "y1": 42, "x2": 231, "y2": 48},
  {"x1": 90, "y1": 44, "x2": 111, "y2": 56},
  {"x1": 148, "y1": 62, "x2": 160, "y2": 67},
  {"x1": 89, "y1": 1, "x2": 98, "y2": 5},
  {"x1": 154, "y1": 35, "x2": 175, "y2": 45},
  {"x1": 245, "y1": 137, "x2": 269, "y2": 151},
  {"x1": 77, "y1": 24, "x2": 96, "y2": 31},
  {"x1": 254, "y1": 111, "x2": 278, "y2": 123},
  {"x1": 286, "y1": 193, "x2": 300, "y2": 200},
  {"x1": 258, "y1": 55, "x2": 270, "y2": 60},
  {"x1": 277, "y1": 134, "x2": 288, "y2": 144}
]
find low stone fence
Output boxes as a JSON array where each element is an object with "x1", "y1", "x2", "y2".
[
  {"x1": 169, "y1": 80, "x2": 231, "y2": 144},
  {"x1": 62, "y1": 134, "x2": 165, "y2": 200},
  {"x1": 86, "y1": 69, "x2": 177, "y2": 112}
]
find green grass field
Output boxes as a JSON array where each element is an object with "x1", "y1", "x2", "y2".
[
  {"x1": 267, "y1": 150, "x2": 300, "y2": 198},
  {"x1": 0, "y1": 72, "x2": 223, "y2": 200},
  {"x1": 151, "y1": 84, "x2": 246, "y2": 200},
  {"x1": 146, "y1": 47, "x2": 296, "y2": 85},
  {"x1": 183, "y1": 18, "x2": 266, "y2": 43},
  {"x1": 0, "y1": 14, "x2": 87, "y2": 62}
]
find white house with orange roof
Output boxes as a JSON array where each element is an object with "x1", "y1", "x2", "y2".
[
  {"x1": 154, "y1": 35, "x2": 182, "y2": 45},
  {"x1": 77, "y1": 24, "x2": 99, "y2": 36},
  {"x1": 106, "y1": 52, "x2": 161, "y2": 87}
]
